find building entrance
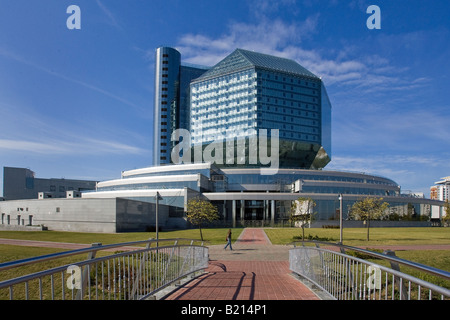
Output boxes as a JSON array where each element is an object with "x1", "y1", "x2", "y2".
[
  {"x1": 223, "y1": 199, "x2": 275, "y2": 227},
  {"x1": 245, "y1": 208, "x2": 264, "y2": 220},
  {"x1": 244, "y1": 200, "x2": 264, "y2": 220}
]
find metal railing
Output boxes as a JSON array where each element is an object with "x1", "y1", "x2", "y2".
[
  {"x1": 289, "y1": 241, "x2": 450, "y2": 300},
  {"x1": 0, "y1": 238, "x2": 208, "y2": 300}
]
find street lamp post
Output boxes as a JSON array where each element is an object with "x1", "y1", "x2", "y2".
[
  {"x1": 339, "y1": 194, "x2": 343, "y2": 244},
  {"x1": 155, "y1": 192, "x2": 163, "y2": 246}
]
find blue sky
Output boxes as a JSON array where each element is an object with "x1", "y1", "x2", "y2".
[{"x1": 0, "y1": 0, "x2": 449, "y2": 197}]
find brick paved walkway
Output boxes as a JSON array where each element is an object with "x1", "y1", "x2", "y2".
[{"x1": 163, "y1": 228, "x2": 320, "y2": 300}]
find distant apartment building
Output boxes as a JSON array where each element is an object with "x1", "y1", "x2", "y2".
[
  {"x1": 430, "y1": 176, "x2": 450, "y2": 202},
  {"x1": 3, "y1": 167, "x2": 97, "y2": 200}
]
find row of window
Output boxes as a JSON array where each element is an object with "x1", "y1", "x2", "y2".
[
  {"x1": 160, "y1": 59, "x2": 170, "y2": 161},
  {"x1": 259, "y1": 108, "x2": 319, "y2": 120},
  {"x1": 47, "y1": 186, "x2": 76, "y2": 192},
  {"x1": 259, "y1": 80, "x2": 319, "y2": 96},
  {"x1": 1, "y1": 213, "x2": 34, "y2": 226},
  {"x1": 225, "y1": 173, "x2": 397, "y2": 187},
  {"x1": 259, "y1": 72, "x2": 319, "y2": 87}
]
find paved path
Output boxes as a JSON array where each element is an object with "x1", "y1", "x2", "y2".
[{"x1": 163, "y1": 228, "x2": 319, "y2": 300}]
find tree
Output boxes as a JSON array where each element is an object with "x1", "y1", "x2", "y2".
[
  {"x1": 289, "y1": 197, "x2": 316, "y2": 241},
  {"x1": 348, "y1": 197, "x2": 389, "y2": 241},
  {"x1": 186, "y1": 198, "x2": 219, "y2": 241}
]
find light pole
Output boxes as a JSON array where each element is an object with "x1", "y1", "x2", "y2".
[
  {"x1": 155, "y1": 192, "x2": 163, "y2": 246},
  {"x1": 338, "y1": 194, "x2": 343, "y2": 244}
]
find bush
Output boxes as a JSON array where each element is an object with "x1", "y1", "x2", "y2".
[
  {"x1": 293, "y1": 234, "x2": 335, "y2": 242},
  {"x1": 345, "y1": 248, "x2": 384, "y2": 260}
]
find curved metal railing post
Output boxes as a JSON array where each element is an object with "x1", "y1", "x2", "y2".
[
  {"x1": 0, "y1": 238, "x2": 209, "y2": 300},
  {"x1": 289, "y1": 240, "x2": 450, "y2": 300}
]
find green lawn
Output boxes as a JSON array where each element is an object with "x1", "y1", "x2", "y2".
[
  {"x1": 0, "y1": 228, "x2": 244, "y2": 248},
  {"x1": 1, "y1": 227, "x2": 449, "y2": 268},
  {"x1": 264, "y1": 227, "x2": 450, "y2": 246}
]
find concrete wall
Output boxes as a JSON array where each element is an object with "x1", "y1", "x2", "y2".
[
  {"x1": 115, "y1": 198, "x2": 170, "y2": 232},
  {"x1": 0, "y1": 197, "x2": 178, "y2": 233},
  {"x1": 0, "y1": 198, "x2": 117, "y2": 233}
]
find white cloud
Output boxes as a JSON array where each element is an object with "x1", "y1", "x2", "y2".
[
  {"x1": 332, "y1": 104, "x2": 450, "y2": 154},
  {"x1": 177, "y1": 15, "x2": 320, "y2": 66},
  {"x1": 0, "y1": 47, "x2": 143, "y2": 113},
  {"x1": 175, "y1": 15, "x2": 425, "y2": 96},
  {"x1": 0, "y1": 138, "x2": 145, "y2": 156},
  {"x1": 326, "y1": 154, "x2": 450, "y2": 195},
  {"x1": 0, "y1": 101, "x2": 147, "y2": 157}
]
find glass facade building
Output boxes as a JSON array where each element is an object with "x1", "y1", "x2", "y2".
[
  {"x1": 83, "y1": 47, "x2": 445, "y2": 229},
  {"x1": 190, "y1": 49, "x2": 331, "y2": 169},
  {"x1": 87, "y1": 162, "x2": 443, "y2": 227}
]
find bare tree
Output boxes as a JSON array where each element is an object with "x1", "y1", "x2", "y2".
[{"x1": 289, "y1": 197, "x2": 316, "y2": 241}]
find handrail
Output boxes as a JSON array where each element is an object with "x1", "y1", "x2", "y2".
[
  {"x1": 289, "y1": 240, "x2": 450, "y2": 300},
  {"x1": 290, "y1": 240, "x2": 450, "y2": 281},
  {"x1": 0, "y1": 238, "x2": 207, "y2": 271},
  {"x1": 0, "y1": 238, "x2": 209, "y2": 300}
]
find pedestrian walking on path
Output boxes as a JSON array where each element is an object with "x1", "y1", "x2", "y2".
[{"x1": 224, "y1": 229, "x2": 232, "y2": 250}]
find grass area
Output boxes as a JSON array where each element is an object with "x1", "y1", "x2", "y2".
[
  {"x1": 1, "y1": 227, "x2": 448, "y2": 267},
  {"x1": 0, "y1": 228, "x2": 244, "y2": 247},
  {"x1": 353, "y1": 250, "x2": 450, "y2": 290},
  {"x1": 264, "y1": 227, "x2": 450, "y2": 246}
]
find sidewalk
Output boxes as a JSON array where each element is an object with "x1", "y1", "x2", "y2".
[{"x1": 163, "y1": 228, "x2": 320, "y2": 300}]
